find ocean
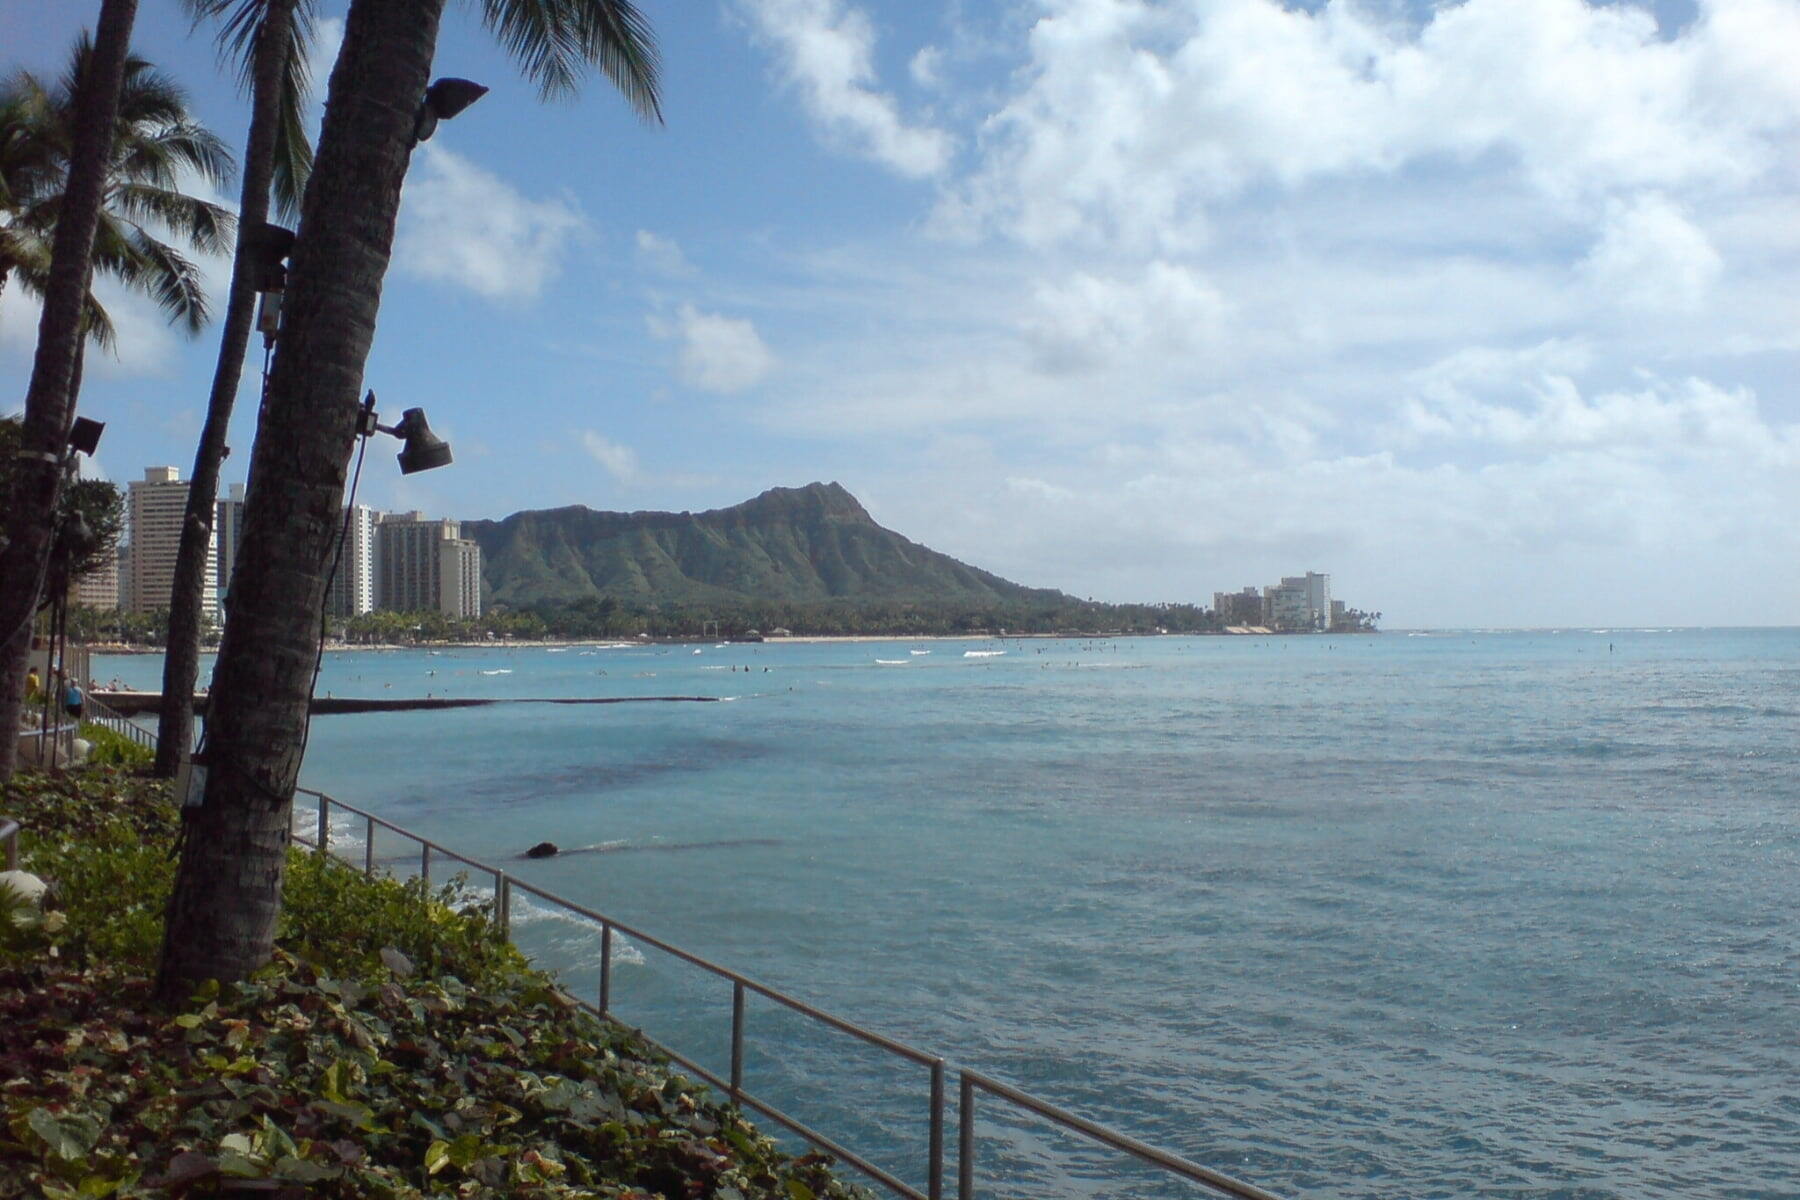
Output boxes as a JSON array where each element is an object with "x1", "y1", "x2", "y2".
[{"x1": 96, "y1": 628, "x2": 1800, "y2": 1199}]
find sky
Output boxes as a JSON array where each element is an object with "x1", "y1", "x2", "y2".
[{"x1": 2, "y1": 0, "x2": 1797, "y2": 627}]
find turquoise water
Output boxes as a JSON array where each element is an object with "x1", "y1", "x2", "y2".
[{"x1": 100, "y1": 630, "x2": 1800, "y2": 1198}]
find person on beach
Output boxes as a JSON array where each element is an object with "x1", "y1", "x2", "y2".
[
  {"x1": 25, "y1": 667, "x2": 42, "y2": 703},
  {"x1": 63, "y1": 678, "x2": 83, "y2": 721}
]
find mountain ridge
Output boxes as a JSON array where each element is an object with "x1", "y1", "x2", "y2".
[{"x1": 463, "y1": 482, "x2": 1068, "y2": 611}]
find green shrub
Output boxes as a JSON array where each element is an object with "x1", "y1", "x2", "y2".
[
  {"x1": 78, "y1": 721, "x2": 154, "y2": 769},
  {"x1": 0, "y1": 768, "x2": 176, "y2": 969},
  {"x1": 280, "y1": 850, "x2": 531, "y2": 987}
]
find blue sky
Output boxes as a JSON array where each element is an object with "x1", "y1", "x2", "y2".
[{"x1": 3, "y1": 0, "x2": 1797, "y2": 626}]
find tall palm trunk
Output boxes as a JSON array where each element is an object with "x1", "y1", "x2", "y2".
[
  {"x1": 0, "y1": 0, "x2": 138, "y2": 783},
  {"x1": 155, "y1": 0, "x2": 300, "y2": 777},
  {"x1": 155, "y1": 0, "x2": 447, "y2": 999}
]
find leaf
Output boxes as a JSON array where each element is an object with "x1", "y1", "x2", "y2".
[
  {"x1": 173, "y1": 1014, "x2": 203, "y2": 1029},
  {"x1": 786, "y1": 1182, "x2": 816, "y2": 1200},
  {"x1": 447, "y1": 1131, "x2": 484, "y2": 1167},
  {"x1": 215, "y1": 1149, "x2": 265, "y2": 1179},
  {"x1": 218, "y1": 1132, "x2": 256, "y2": 1157},
  {"x1": 27, "y1": 1107, "x2": 100, "y2": 1161},
  {"x1": 152, "y1": 1150, "x2": 216, "y2": 1188},
  {"x1": 424, "y1": 1139, "x2": 451, "y2": 1175}
]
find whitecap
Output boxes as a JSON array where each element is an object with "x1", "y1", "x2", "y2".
[{"x1": 964, "y1": 650, "x2": 1006, "y2": 658}]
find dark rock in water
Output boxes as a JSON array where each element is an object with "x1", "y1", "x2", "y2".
[{"x1": 525, "y1": 841, "x2": 559, "y2": 859}]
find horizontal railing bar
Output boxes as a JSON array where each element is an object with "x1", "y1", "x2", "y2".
[
  {"x1": 507, "y1": 875, "x2": 940, "y2": 1067},
  {"x1": 294, "y1": 790, "x2": 510, "y2": 880},
  {"x1": 615, "y1": 1019, "x2": 927, "y2": 1200},
  {"x1": 288, "y1": 785, "x2": 1286, "y2": 1200},
  {"x1": 961, "y1": 1069, "x2": 1284, "y2": 1200}
]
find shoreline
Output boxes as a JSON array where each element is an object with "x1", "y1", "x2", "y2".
[{"x1": 89, "y1": 628, "x2": 1367, "y2": 656}]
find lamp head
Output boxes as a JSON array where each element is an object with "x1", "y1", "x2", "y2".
[
  {"x1": 67, "y1": 417, "x2": 104, "y2": 456},
  {"x1": 244, "y1": 222, "x2": 297, "y2": 291},
  {"x1": 414, "y1": 78, "x2": 489, "y2": 142},
  {"x1": 392, "y1": 408, "x2": 453, "y2": 475}
]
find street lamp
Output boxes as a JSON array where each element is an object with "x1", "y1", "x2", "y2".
[
  {"x1": 413, "y1": 77, "x2": 489, "y2": 143},
  {"x1": 354, "y1": 391, "x2": 453, "y2": 474}
]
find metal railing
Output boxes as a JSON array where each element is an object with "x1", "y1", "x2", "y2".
[
  {"x1": 291, "y1": 786, "x2": 1284, "y2": 1200},
  {"x1": 1, "y1": 817, "x2": 18, "y2": 871},
  {"x1": 82, "y1": 695, "x2": 158, "y2": 750}
]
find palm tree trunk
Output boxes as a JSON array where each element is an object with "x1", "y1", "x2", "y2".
[
  {"x1": 155, "y1": 0, "x2": 448, "y2": 1000},
  {"x1": 0, "y1": 0, "x2": 138, "y2": 783},
  {"x1": 155, "y1": 0, "x2": 301, "y2": 777}
]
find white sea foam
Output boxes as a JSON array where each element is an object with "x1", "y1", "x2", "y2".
[
  {"x1": 910, "y1": 650, "x2": 931, "y2": 656},
  {"x1": 480, "y1": 669, "x2": 512, "y2": 675},
  {"x1": 471, "y1": 886, "x2": 647, "y2": 969},
  {"x1": 963, "y1": 650, "x2": 1006, "y2": 658},
  {"x1": 875, "y1": 659, "x2": 908, "y2": 665}
]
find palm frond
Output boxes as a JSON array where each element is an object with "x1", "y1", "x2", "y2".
[
  {"x1": 478, "y1": 0, "x2": 661, "y2": 120},
  {"x1": 110, "y1": 184, "x2": 236, "y2": 255},
  {"x1": 119, "y1": 225, "x2": 210, "y2": 334},
  {"x1": 125, "y1": 121, "x2": 236, "y2": 190},
  {"x1": 272, "y1": 0, "x2": 317, "y2": 220},
  {"x1": 79, "y1": 293, "x2": 118, "y2": 353},
  {"x1": 571, "y1": 0, "x2": 662, "y2": 122}
]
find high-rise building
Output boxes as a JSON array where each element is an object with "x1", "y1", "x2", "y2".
[
  {"x1": 73, "y1": 550, "x2": 119, "y2": 610},
  {"x1": 376, "y1": 512, "x2": 481, "y2": 618},
  {"x1": 215, "y1": 483, "x2": 246, "y2": 611},
  {"x1": 440, "y1": 536, "x2": 482, "y2": 620},
  {"x1": 1265, "y1": 572, "x2": 1330, "y2": 631},
  {"x1": 125, "y1": 467, "x2": 217, "y2": 619},
  {"x1": 1213, "y1": 587, "x2": 1264, "y2": 626},
  {"x1": 325, "y1": 504, "x2": 378, "y2": 618}
]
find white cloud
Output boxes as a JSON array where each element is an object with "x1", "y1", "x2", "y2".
[
  {"x1": 580, "y1": 431, "x2": 640, "y2": 483},
  {"x1": 942, "y1": 0, "x2": 1800, "y2": 249},
  {"x1": 396, "y1": 145, "x2": 587, "y2": 300},
  {"x1": 738, "y1": 0, "x2": 953, "y2": 177},
  {"x1": 635, "y1": 230, "x2": 695, "y2": 277},
  {"x1": 657, "y1": 303, "x2": 776, "y2": 393},
  {"x1": 909, "y1": 45, "x2": 944, "y2": 90},
  {"x1": 1580, "y1": 193, "x2": 1723, "y2": 311},
  {"x1": 1022, "y1": 260, "x2": 1228, "y2": 373}
]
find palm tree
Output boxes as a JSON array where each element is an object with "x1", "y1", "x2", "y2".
[
  {"x1": 155, "y1": 0, "x2": 317, "y2": 777},
  {"x1": 0, "y1": 38, "x2": 237, "y2": 341},
  {"x1": 154, "y1": 0, "x2": 660, "y2": 1000},
  {"x1": 0, "y1": 7, "x2": 238, "y2": 781}
]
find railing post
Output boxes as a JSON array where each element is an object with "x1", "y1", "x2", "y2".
[
  {"x1": 364, "y1": 815, "x2": 376, "y2": 876},
  {"x1": 497, "y1": 874, "x2": 511, "y2": 936},
  {"x1": 929, "y1": 1060, "x2": 945, "y2": 1200},
  {"x1": 730, "y1": 981, "x2": 746, "y2": 1104},
  {"x1": 316, "y1": 795, "x2": 329, "y2": 855},
  {"x1": 421, "y1": 843, "x2": 431, "y2": 884},
  {"x1": 599, "y1": 924, "x2": 612, "y2": 1017},
  {"x1": 958, "y1": 1072, "x2": 975, "y2": 1200}
]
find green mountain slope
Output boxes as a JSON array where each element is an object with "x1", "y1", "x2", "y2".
[{"x1": 464, "y1": 482, "x2": 1070, "y2": 610}]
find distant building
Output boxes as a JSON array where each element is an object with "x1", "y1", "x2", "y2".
[
  {"x1": 215, "y1": 483, "x2": 246, "y2": 611},
  {"x1": 125, "y1": 467, "x2": 217, "y2": 620},
  {"x1": 74, "y1": 550, "x2": 119, "y2": 610},
  {"x1": 376, "y1": 512, "x2": 481, "y2": 618},
  {"x1": 1266, "y1": 572, "x2": 1330, "y2": 632},
  {"x1": 325, "y1": 504, "x2": 378, "y2": 618},
  {"x1": 1213, "y1": 587, "x2": 1264, "y2": 627}
]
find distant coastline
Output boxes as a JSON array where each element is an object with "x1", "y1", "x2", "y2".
[{"x1": 87, "y1": 627, "x2": 1379, "y2": 657}]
